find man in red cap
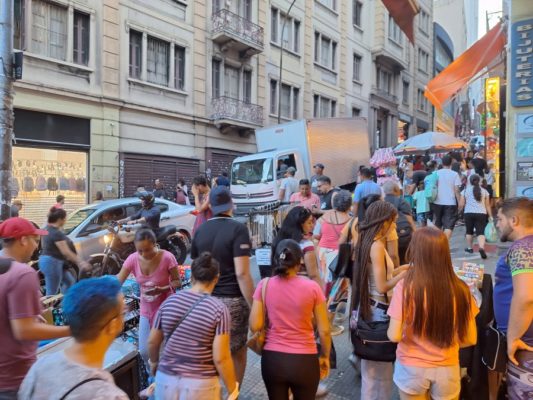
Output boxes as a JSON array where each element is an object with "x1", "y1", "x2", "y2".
[{"x1": 0, "y1": 218, "x2": 70, "y2": 398}]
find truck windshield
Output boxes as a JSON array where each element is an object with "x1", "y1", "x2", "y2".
[{"x1": 232, "y1": 158, "x2": 273, "y2": 185}]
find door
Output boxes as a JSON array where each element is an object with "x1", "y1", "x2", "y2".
[{"x1": 224, "y1": 66, "x2": 240, "y2": 99}]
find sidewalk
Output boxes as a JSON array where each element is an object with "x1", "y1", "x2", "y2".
[{"x1": 240, "y1": 227, "x2": 507, "y2": 399}]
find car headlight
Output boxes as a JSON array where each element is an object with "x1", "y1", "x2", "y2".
[{"x1": 103, "y1": 234, "x2": 112, "y2": 245}]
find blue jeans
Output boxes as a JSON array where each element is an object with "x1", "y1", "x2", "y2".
[{"x1": 39, "y1": 255, "x2": 76, "y2": 295}]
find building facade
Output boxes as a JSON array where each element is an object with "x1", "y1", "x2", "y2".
[{"x1": 12, "y1": 0, "x2": 434, "y2": 221}]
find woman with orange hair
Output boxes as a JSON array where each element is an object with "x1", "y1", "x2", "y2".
[{"x1": 387, "y1": 227, "x2": 479, "y2": 400}]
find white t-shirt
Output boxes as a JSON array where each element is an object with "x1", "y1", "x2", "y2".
[
  {"x1": 435, "y1": 169, "x2": 462, "y2": 206},
  {"x1": 461, "y1": 186, "x2": 489, "y2": 214},
  {"x1": 280, "y1": 176, "x2": 299, "y2": 203}
]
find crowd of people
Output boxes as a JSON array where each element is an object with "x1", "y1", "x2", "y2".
[{"x1": 0, "y1": 150, "x2": 531, "y2": 400}]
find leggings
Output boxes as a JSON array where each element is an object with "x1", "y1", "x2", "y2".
[{"x1": 261, "y1": 350, "x2": 320, "y2": 400}]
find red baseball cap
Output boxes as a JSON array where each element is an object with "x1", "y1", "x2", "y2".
[{"x1": 0, "y1": 217, "x2": 48, "y2": 239}]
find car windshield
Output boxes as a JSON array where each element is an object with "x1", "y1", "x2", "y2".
[
  {"x1": 232, "y1": 158, "x2": 273, "y2": 185},
  {"x1": 63, "y1": 208, "x2": 97, "y2": 235}
]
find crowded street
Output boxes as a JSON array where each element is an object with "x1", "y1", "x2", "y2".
[{"x1": 1, "y1": 0, "x2": 533, "y2": 400}]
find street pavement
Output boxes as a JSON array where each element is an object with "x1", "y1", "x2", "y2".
[{"x1": 239, "y1": 225, "x2": 509, "y2": 399}]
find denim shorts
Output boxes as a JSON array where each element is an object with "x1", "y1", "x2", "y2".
[{"x1": 393, "y1": 361, "x2": 460, "y2": 400}]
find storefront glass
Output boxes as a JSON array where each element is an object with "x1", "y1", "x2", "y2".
[{"x1": 11, "y1": 147, "x2": 88, "y2": 224}]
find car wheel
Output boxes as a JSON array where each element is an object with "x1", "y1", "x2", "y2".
[{"x1": 168, "y1": 236, "x2": 187, "y2": 264}]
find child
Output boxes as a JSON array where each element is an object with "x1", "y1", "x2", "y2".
[{"x1": 412, "y1": 181, "x2": 430, "y2": 226}]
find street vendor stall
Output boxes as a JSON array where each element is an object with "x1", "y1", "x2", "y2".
[{"x1": 393, "y1": 131, "x2": 468, "y2": 155}]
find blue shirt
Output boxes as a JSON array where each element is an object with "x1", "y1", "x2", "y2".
[
  {"x1": 493, "y1": 235, "x2": 533, "y2": 345},
  {"x1": 353, "y1": 180, "x2": 382, "y2": 203},
  {"x1": 131, "y1": 206, "x2": 161, "y2": 231}
]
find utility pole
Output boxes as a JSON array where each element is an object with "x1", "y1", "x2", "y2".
[
  {"x1": 277, "y1": 0, "x2": 297, "y2": 124},
  {"x1": 0, "y1": 0, "x2": 14, "y2": 221}
]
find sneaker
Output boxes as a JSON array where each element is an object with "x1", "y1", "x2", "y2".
[
  {"x1": 479, "y1": 248, "x2": 487, "y2": 259},
  {"x1": 331, "y1": 324, "x2": 345, "y2": 336},
  {"x1": 465, "y1": 248, "x2": 474, "y2": 254},
  {"x1": 316, "y1": 382, "x2": 328, "y2": 397}
]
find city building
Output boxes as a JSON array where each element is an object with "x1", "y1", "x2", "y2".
[{"x1": 11, "y1": 0, "x2": 434, "y2": 221}]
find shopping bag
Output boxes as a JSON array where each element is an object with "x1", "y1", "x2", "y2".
[{"x1": 484, "y1": 220, "x2": 498, "y2": 243}]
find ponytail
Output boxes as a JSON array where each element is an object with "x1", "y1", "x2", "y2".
[
  {"x1": 273, "y1": 239, "x2": 303, "y2": 277},
  {"x1": 470, "y1": 174, "x2": 482, "y2": 202}
]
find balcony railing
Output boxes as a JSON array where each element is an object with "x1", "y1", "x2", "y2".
[
  {"x1": 211, "y1": 9, "x2": 264, "y2": 52},
  {"x1": 371, "y1": 86, "x2": 399, "y2": 104},
  {"x1": 211, "y1": 96, "x2": 263, "y2": 127}
]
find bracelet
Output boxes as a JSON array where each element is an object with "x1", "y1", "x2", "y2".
[{"x1": 227, "y1": 382, "x2": 239, "y2": 400}]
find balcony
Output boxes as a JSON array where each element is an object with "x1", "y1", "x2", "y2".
[
  {"x1": 211, "y1": 9, "x2": 264, "y2": 58},
  {"x1": 211, "y1": 96, "x2": 263, "y2": 130},
  {"x1": 371, "y1": 86, "x2": 399, "y2": 106}
]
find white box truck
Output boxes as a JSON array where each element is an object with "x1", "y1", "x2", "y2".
[{"x1": 230, "y1": 118, "x2": 370, "y2": 213}]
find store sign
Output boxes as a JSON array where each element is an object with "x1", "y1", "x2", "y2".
[
  {"x1": 517, "y1": 113, "x2": 533, "y2": 135},
  {"x1": 517, "y1": 161, "x2": 533, "y2": 181},
  {"x1": 511, "y1": 19, "x2": 533, "y2": 107}
]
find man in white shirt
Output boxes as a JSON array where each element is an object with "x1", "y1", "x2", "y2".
[
  {"x1": 433, "y1": 155, "x2": 462, "y2": 239},
  {"x1": 278, "y1": 167, "x2": 299, "y2": 203}
]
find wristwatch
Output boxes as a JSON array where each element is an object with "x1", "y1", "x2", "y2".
[{"x1": 227, "y1": 382, "x2": 239, "y2": 400}]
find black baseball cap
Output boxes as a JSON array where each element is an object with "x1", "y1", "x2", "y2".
[
  {"x1": 313, "y1": 163, "x2": 325, "y2": 169},
  {"x1": 209, "y1": 186, "x2": 233, "y2": 215}
]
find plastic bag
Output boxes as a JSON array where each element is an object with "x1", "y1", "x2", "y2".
[{"x1": 484, "y1": 220, "x2": 498, "y2": 243}]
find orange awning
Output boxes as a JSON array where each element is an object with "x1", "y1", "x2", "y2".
[
  {"x1": 382, "y1": 0, "x2": 420, "y2": 44},
  {"x1": 425, "y1": 22, "x2": 506, "y2": 110}
]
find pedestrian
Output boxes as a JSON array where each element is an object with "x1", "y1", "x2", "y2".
[
  {"x1": 412, "y1": 181, "x2": 430, "y2": 227},
  {"x1": 351, "y1": 200, "x2": 408, "y2": 400},
  {"x1": 153, "y1": 178, "x2": 166, "y2": 199},
  {"x1": 352, "y1": 168, "x2": 382, "y2": 216},
  {"x1": 249, "y1": 239, "x2": 331, "y2": 400},
  {"x1": 310, "y1": 163, "x2": 325, "y2": 194},
  {"x1": 314, "y1": 191, "x2": 352, "y2": 336},
  {"x1": 10, "y1": 200, "x2": 23, "y2": 217},
  {"x1": 383, "y1": 181, "x2": 417, "y2": 265},
  {"x1": 459, "y1": 174, "x2": 492, "y2": 258},
  {"x1": 54, "y1": 194, "x2": 65, "y2": 209},
  {"x1": 148, "y1": 252, "x2": 239, "y2": 400},
  {"x1": 471, "y1": 153, "x2": 488, "y2": 177},
  {"x1": 191, "y1": 175, "x2": 212, "y2": 234},
  {"x1": 289, "y1": 179, "x2": 321, "y2": 212},
  {"x1": 94, "y1": 191, "x2": 104, "y2": 202},
  {"x1": 272, "y1": 206, "x2": 324, "y2": 289},
  {"x1": 39, "y1": 207, "x2": 90, "y2": 295},
  {"x1": 175, "y1": 181, "x2": 189, "y2": 205},
  {"x1": 433, "y1": 155, "x2": 462, "y2": 239},
  {"x1": 413, "y1": 156, "x2": 425, "y2": 171},
  {"x1": 493, "y1": 197, "x2": 533, "y2": 399},
  {"x1": 314, "y1": 190, "x2": 352, "y2": 286},
  {"x1": 0, "y1": 217, "x2": 70, "y2": 398},
  {"x1": 190, "y1": 186, "x2": 255, "y2": 386},
  {"x1": 423, "y1": 160, "x2": 438, "y2": 222},
  {"x1": 316, "y1": 176, "x2": 340, "y2": 213},
  {"x1": 387, "y1": 228, "x2": 478, "y2": 400},
  {"x1": 278, "y1": 166, "x2": 299, "y2": 204},
  {"x1": 215, "y1": 172, "x2": 231, "y2": 188},
  {"x1": 116, "y1": 229, "x2": 182, "y2": 370},
  {"x1": 19, "y1": 276, "x2": 129, "y2": 400},
  {"x1": 134, "y1": 184, "x2": 146, "y2": 197}
]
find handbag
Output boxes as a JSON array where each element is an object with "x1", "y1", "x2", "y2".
[
  {"x1": 350, "y1": 256, "x2": 397, "y2": 362},
  {"x1": 484, "y1": 219, "x2": 498, "y2": 243},
  {"x1": 482, "y1": 322, "x2": 507, "y2": 373},
  {"x1": 247, "y1": 278, "x2": 270, "y2": 355},
  {"x1": 329, "y1": 217, "x2": 356, "y2": 278}
]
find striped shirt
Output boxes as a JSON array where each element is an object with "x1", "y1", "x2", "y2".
[{"x1": 153, "y1": 290, "x2": 231, "y2": 378}]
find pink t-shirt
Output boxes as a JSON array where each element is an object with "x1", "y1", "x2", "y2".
[
  {"x1": 253, "y1": 275, "x2": 325, "y2": 354},
  {"x1": 388, "y1": 279, "x2": 479, "y2": 367},
  {"x1": 289, "y1": 192, "x2": 321, "y2": 210},
  {"x1": 0, "y1": 260, "x2": 42, "y2": 391},
  {"x1": 123, "y1": 250, "x2": 178, "y2": 322},
  {"x1": 318, "y1": 220, "x2": 347, "y2": 250}
]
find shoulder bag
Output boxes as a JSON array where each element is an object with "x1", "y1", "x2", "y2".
[
  {"x1": 350, "y1": 256, "x2": 397, "y2": 362},
  {"x1": 482, "y1": 322, "x2": 507, "y2": 373},
  {"x1": 247, "y1": 278, "x2": 270, "y2": 355}
]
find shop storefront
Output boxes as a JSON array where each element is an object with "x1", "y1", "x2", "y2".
[
  {"x1": 397, "y1": 113, "x2": 412, "y2": 143},
  {"x1": 12, "y1": 109, "x2": 90, "y2": 223}
]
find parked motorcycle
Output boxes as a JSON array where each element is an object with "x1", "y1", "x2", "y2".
[{"x1": 84, "y1": 222, "x2": 187, "y2": 278}]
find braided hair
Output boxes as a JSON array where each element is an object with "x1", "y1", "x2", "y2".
[{"x1": 352, "y1": 200, "x2": 398, "y2": 321}]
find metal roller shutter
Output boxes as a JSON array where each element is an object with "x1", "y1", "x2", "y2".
[
  {"x1": 121, "y1": 153, "x2": 199, "y2": 197},
  {"x1": 206, "y1": 148, "x2": 247, "y2": 179}
]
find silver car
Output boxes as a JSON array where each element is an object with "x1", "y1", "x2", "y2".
[{"x1": 63, "y1": 198, "x2": 196, "y2": 260}]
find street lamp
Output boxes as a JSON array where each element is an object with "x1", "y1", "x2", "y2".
[{"x1": 277, "y1": 0, "x2": 298, "y2": 124}]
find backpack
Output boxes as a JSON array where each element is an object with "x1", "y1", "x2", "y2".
[
  {"x1": 386, "y1": 196, "x2": 413, "y2": 239},
  {"x1": 424, "y1": 171, "x2": 438, "y2": 202}
]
